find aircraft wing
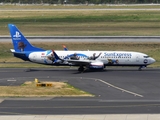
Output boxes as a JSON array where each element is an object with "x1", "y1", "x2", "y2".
[
  {"x1": 52, "y1": 50, "x2": 64, "y2": 61},
  {"x1": 67, "y1": 59, "x2": 105, "y2": 69},
  {"x1": 67, "y1": 59, "x2": 92, "y2": 65}
]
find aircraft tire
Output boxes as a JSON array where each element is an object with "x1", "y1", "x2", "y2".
[{"x1": 78, "y1": 66, "x2": 84, "y2": 72}]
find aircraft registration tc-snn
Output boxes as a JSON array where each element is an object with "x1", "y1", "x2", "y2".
[{"x1": 8, "y1": 24, "x2": 156, "y2": 72}]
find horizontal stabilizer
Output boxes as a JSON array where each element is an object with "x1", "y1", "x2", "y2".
[
  {"x1": 10, "y1": 49, "x2": 15, "y2": 53},
  {"x1": 67, "y1": 59, "x2": 92, "y2": 65}
]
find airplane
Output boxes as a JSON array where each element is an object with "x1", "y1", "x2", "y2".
[{"x1": 8, "y1": 24, "x2": 156, "y2": 72}]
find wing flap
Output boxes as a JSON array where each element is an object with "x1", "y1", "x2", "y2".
[{"x1": 67, "y1": 59, "x2": 92, "y2": 65}]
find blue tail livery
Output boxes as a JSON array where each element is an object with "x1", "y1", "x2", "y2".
[{"x1": 8, "y1": 24, "x2": 45, "y2": 52}]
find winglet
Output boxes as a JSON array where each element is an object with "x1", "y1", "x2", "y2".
[{"x1": 63, "y1": 45, "x2": 68, "y2": 51}]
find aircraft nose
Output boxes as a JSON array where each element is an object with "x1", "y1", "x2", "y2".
[{"x1": 150, "y1": 58, "x2": 156, "y2": 63}]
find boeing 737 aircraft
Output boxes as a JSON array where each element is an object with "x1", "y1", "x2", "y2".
[{"x1": 8, "y1": 24, "x2": 156, "y2": 72}]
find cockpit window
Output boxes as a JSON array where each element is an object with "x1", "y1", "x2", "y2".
[{"x1": 144, "y1": 56, "x2": 149, "y2": 58}]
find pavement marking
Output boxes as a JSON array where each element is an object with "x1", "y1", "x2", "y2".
[
  {"x1": 0, "y1": 114, "x2": 160, "y2": 120},
  {"x1": 45, "y1": 76, "x2": 144, "y2": 98},
  {"x1": 95, "y1": 78, "x2": 143, "y2": 97},
  {"x1": 0, "y1": 99, "x2": 4, "y2": 103},
  {"x1": 1, "y1": 75, "x2": 143, "y2": 97},
  {"x1": 7, "y1": 80, "x2": 17, "y2": 82}
]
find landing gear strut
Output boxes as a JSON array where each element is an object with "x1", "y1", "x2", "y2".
[
  {"x1": 78, "y1": 66, "x2": 84, "y2": 72},
  {"x1": 138, "y1": 66, "x2": 142, "y2": 71},
  {"x1": 138, "y1": 66, "x2": 146, "y2": 71}
]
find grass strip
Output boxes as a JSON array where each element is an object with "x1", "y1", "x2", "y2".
[
  {"x1": 0, "y1": 10, "x2": 160, "y2": 36},
  {"x1": 0, "y1": 81, "x2": 92, "y2": 97},
  {"x1": 1, "y1": 4, "x2": 160, "y2": 9}
]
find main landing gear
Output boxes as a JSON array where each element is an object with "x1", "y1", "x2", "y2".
[{"x1": 78, "y1": 66, "x2": 84, "y2": 72}]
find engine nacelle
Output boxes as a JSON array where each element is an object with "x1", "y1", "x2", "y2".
[{"x1": 89, "y1": 61, "x2": 104, "y2": 69}]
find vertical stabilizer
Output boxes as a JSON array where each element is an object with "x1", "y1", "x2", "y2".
[{"x1": 8, "y1": 24, "x2": 45, "y2": 52}]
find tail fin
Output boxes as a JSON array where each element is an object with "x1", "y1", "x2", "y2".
[{"x1": 8, "y1": 24, "x2": 45, "y2": 52}]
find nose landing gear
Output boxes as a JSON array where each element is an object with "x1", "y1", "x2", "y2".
[
  {"x1": 78, "y1": 66, "x2": 84, "y2": 72},
  {"x1": 138, "y1": 66, "x2": 146, "y2": 71}
]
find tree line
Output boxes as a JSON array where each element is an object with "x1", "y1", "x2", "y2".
[{"x1": 0, "y1": 0, "x2": 160, "y2": 4}]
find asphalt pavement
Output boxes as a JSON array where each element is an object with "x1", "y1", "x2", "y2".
[{"x1": 0, "y1": 67, "x2": 160, "y2": 116}]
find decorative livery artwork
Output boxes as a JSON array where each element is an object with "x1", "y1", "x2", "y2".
[
  {"x1": 47, "y1": 53, "x2": 55, "y2": 64},
  {"x1": 88, "y1": 53, "x2": 102, "y2": 60},
  {"x1": 18, "y1": 41, "x2": 26, "y2": 52},
  {"x1": 13, "y1": 31, "x2": 21, "y2": 38},
  {"x1": 66, "y1": 53, "x2": 88, "y2": 60},
  {"x1": 108, "y1": 59, "x2": 119, "y2": 65},
  {"x1": 67, "y1": 52, "x2": 102, "y2": 60},
  {"x1": 43, "y1": 50, "x2": 53, "y2": 64},
  {"x1": 70, "y1": 53, "x2": 80, "y2": 60}
]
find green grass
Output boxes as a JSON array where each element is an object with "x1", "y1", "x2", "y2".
[
  {"x1": 1, "y1": 10, "x2": 160, "y2": 36},
  {"x1": 0, "y1": 81, "x2": 92, "y2": 97},
  {"x1": 2, "y1": 11, "x2": 160, "y2": 22},
  {"x1": 0, "y1": 4, "x2": 160, "y2": 9}
]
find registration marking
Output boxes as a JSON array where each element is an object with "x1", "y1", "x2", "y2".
[{"x1": 97, "y1": 79, "x2": 143, "y2": 97}]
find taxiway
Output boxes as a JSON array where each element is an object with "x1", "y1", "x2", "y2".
[{"x1": 0, "y1": 68, "x2": 160, "y2": 115}]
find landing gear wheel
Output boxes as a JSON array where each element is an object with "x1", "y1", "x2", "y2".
[
  {"x1": 138, "y1": 66, "x2": 142, "y2": 71},
  {"x1": 78, "y1": 66, "x2": 84, "y2": 72},
  {"x1": 138, "y1": 66, "x2": 146, "y2": 71},
  {"x1": 138, "y1": 67, "x2": 142, "y2": 71}
]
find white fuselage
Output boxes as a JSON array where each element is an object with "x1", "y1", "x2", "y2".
[{"x1": 28, "y1": 50, "x2": 155, "y2": 66}]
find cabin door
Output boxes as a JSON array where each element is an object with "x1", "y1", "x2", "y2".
[{"x1": 136, "y1": 55, "x2": 139, "y2": 62}]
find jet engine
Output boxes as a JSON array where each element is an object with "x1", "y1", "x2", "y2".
[{"x1": 89, "y1": 61, "x2": 104, "y2": 69}]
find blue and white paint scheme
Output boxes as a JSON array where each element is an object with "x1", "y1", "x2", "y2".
[{"x1": 8, "y1": 24, "x2": 156, "y2": 71}]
